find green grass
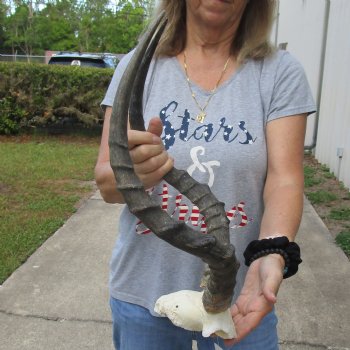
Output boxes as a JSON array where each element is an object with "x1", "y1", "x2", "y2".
[
  {"x1": 329, "y1": 207, "x2": 350, "y2": 221},
  {"x1": 304, "y1": 165, "x2": 323, "y2": 188},
  {"x1": 306, "y1": 190, "x2": 338, "y2": 205},
  {"x1": 335, "y1": 231, "x2": 350, "y2": 256},
  {"x1": 320, "y1": 164, "x2": 336, "y2": 178},
  {"x1": 0, "y1": 136, "x2": 99, "y2": 283},
  {"x1": 304, "y1": 156, "x2": 350, "y2": 258}
]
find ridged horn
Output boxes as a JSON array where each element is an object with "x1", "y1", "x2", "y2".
[{"x1": 109, "y1": 11, "x2": 239, "y2": 313}]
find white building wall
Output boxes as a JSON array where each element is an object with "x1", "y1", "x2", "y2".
[
  {"x1": 274, "y1": 0, "x2": 328, "y2": 147},
  {"x1": 275, "y1": 0, "x2": 350, "y2": 190},
  {"x1": 315, "y1": 0, "x2": 350, "y2": 188}
]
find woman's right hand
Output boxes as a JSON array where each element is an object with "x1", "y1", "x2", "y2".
[{"x1": 128, "y1": 117, "x2": 174, "y2": 189}]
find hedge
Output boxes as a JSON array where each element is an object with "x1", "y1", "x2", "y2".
[{"x1": 0, "y1": 62, "x2": 114, "y2": 135}]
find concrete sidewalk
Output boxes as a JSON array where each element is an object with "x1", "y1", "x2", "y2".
[{"x1": 0, "y1": 192, "x2": 349, "y2": 350}]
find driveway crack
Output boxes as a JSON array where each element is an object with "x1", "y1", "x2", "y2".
[
  {"x1": 279, "y1": 339, "x2": 350, "y2": 350},
  {"x1": 0, "y1": 309, "x2": 112, "y2": 325}
]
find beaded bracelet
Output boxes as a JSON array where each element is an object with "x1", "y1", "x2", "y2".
[{"x1": 243, "y1": 236, "x2": 302, "y2": 279}]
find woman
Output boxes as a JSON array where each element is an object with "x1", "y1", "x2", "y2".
[{"x1": 95, "y1": 0, "x2": 316, "y2": 349}]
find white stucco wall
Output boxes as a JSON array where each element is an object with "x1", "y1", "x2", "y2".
[
  {"x1": 314, "y1": 0, "x2": 350, "y2": 187},
  {"x1": 274, "y1": 0, "x2": 328, "y2": 147},
  {"x1": 275, "y1": 0, "x2": 350, "y2": 189}
]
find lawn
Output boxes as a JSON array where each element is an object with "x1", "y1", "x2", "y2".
[
  {"x1": 304, "y1": 154, "x2": 350, "y2": 258},
  {"x1": 0, "y1": 135, "x2": 100, "y2": 284}
]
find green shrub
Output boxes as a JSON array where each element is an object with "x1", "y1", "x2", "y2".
[
  {"x1": 0, "y1": 96, "x2": 27, "y2": 134},
  {"x1": 0, "y1": 62, "x2": 113, "y2": 134}
]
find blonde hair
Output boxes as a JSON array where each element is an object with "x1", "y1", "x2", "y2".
[{"x1": 152, "y1": 0, "x2": 276, "y2": 62}]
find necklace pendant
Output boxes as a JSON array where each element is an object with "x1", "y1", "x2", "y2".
[{"x1": 196, "y1": 112, "x2": 206, "y2": 123}]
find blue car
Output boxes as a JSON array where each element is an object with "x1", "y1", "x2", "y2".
[{"x1": 48, "y1": 52, "x2": 118, "y2": 69}]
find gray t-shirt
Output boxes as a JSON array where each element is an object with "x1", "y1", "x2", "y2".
[{"x1": 102, "y1": 50, "x2": 316, "y2": 316}]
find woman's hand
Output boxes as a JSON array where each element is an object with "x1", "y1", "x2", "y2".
[
  {"x1": 129, "y1": 117, "x2": 173, "y2": 189},
  {"x1": 224, "y1": 254, "x2": 284, "y2": 346}
]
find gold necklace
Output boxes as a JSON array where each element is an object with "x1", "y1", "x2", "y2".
[{"x1": 183, "y1": 51, "x2": 230, "y2": 123}]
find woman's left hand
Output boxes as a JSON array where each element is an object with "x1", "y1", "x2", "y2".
[{"x1": 224, "y1": 254, "x2": 284, "y2": 346}]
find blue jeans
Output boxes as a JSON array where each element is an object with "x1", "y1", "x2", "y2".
[{"x1": 110, "y1": 297, "x2": 279, "y2": 350}]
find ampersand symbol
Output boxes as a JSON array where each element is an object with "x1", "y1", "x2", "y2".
[{"x1": 187, "y1": 146, "x2": 220, "y2": 187}]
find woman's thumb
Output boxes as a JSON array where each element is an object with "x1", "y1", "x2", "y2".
[
  {"x1": 147, "y1": 117, "x2": 163, "y2": 137},
  {"x1": 262, "y1": 275, "x2": 280, "y2": 304}
]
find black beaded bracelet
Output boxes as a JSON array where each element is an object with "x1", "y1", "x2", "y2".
[{"x1": 243, "y1": 236, "x2": 302, "y2": 279}]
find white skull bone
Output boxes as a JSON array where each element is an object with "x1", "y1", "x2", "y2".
[{"x1": 154, "y1": 290, "x2": 236, "y2": 339}]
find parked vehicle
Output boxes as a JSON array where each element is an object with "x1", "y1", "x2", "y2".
[{"x1": 48, "y1": 52, "x2": 118, "y2": 69}]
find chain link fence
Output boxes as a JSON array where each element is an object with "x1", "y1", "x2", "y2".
[{"x1": 0, "y1": 54, "x2": 47, "y2": 64}]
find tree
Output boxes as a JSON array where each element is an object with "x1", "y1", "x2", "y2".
[
  {"x1": 3, "y1": 0, "x2": 46, "y2": 56},
  {"x1": 77, "y1": 0, "x2": 110, "y2": 52},
  {"x1": 77, "y1": 0, "x2": 148, "y2": 53},
  {"x1": 136, "y1": 0, "x2": 156, "y2": 18},
  {"x1": 34, "y1": 0, "x2": 79, "y2": 51},
  {"x1": 0, "y1": 0, "x2": 155, "y2": 56},
  {"x1": 103, "y1": 0, "x2": 147, "y2": 53},
  {"x1": 0, "y1": 0, "x2": 9, "y2": 52},
  {"x1": 4, "y1": 3, "x2": 34, "y2": 56}
]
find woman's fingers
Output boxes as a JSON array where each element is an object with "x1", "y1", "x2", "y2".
[
  {"x1": 130, "y1": 143, "x2": 164, "y2": 163},
  {"x1": 127, "y1": 117, "x2": 172, "y2": 188},
  {"x1": 137, "y1": 156, "x2": 174, "y2": 189},
  {"x1": 128, "y1": 129, "x2": 161, "y2": 150},
  {"x1": 133, "y1": 150, "x2": 170, "y2": 173},
  {"x1": 128, "y1": 117, "x2": 163, "y2": 150}
]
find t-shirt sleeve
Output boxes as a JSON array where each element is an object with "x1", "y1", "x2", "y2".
[
  {"x1": 267, "y1": 51, "x2": 316, "y2": 122},
  {"x1": 100, "y1": 50, "x2": 134, "y2": 110}
]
